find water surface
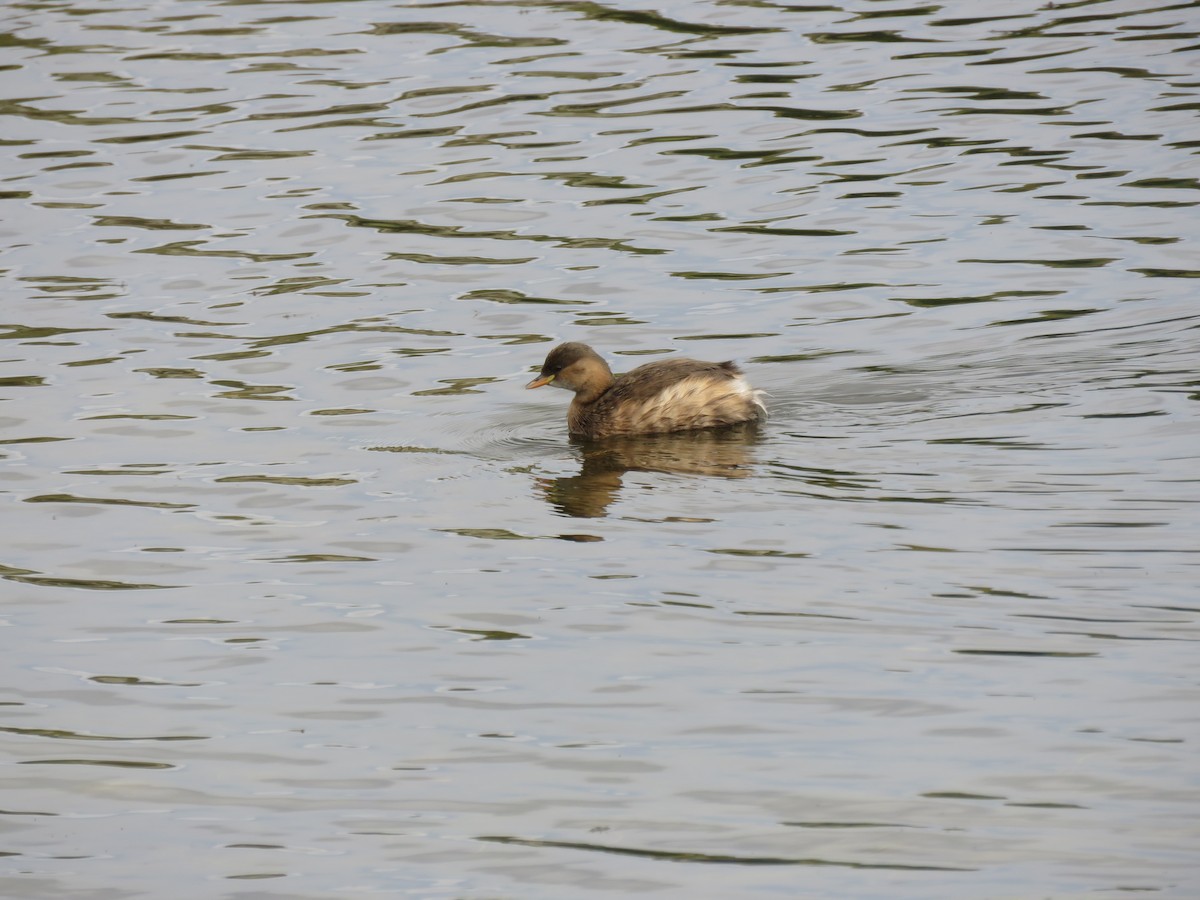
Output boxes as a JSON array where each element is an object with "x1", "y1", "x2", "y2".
[{"x1": 2, "y1": 0, "x2": 1199, "y2": 897}]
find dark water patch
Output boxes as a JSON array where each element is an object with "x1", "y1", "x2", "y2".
[
  {"x1": 1135, "y1": 604, "x2": 1200, "y2": 614},
  {"x1": 388, "y1": 251, "x2": 536, "y2": 266},
  {"x1": 922, "y1": 792, "x2": 1005, "y2": 801},
  {"x1": 79, "y1": 415, "x2": 194, "y2": 422},
  {"x1": 1013, "y1": 614, "x2": 1180, "y2": 625},
  {"x1": 1083, "y1": 198, "x2": 1199, "y2": 209},
  {"x1": 1130, "y1": 267, "x2": 1200, "y2": 278},
  {"x1": 368, "y1": 444, "x2": 472, "y2": 456},
  {"x1": 925, "y1": 436, "x2": 1052, "y2": 450},
  {"x1": 24, "y1": 493, "x2": 195, "y2": 510},
  {"x1": 1049, "y1": 521, "x2": 1166, "y2": 529},
  {"x1": 19, "y1": 759, "x2": 175, "y2": 769},
  {"x1": 907, "y1": 85, "x2": 1047, "y2": 102},
  {"x1": 0, "y1": 563, "x2": 181, "y2": 591},
  {"x1": 213, "y1": 475, "x2": 358, "y2": 487},
  {"x1": 476, "y1": 835, "x2": 972, "y2": 870},
  {"x1": 1124, "y1": 177, "x2": 1200, "y2": 191},
  {"x1": 126, "y1": 48, "x2": 357, "y2": 63},
  {"x1": 131, "y1": 170, "x2": 229, "y2": 184},
  {"x1": 134, "y1": 367, "x2": 205, "y2": 379},
  {"x1": 750, "y1": 351, "x2": 854, "y2": 364},
  {"x1": 676, "y1": 332, "x2": 776, "y2": 340},
  {"x1": 327, "y1": 213, "x2": 667, "y2": 255},
  {"x1": 0, "y1": 324, "x2": 109, "y2": 341},
  {"x1": 92, "y1": 215, "x2": 207, "y2": 230},
  {"x1": 672, "y1": 271, "x2": 780, "y2": 281},
  {"x1": 584, "y1": 185, "x2": 705, "y2": 206},
  {"x1": 662, "y1": 146, "x2": 820, "y2": 168},
  {"x1": 364, "y1": 125, "x2": 463, "y2": 142},
  {"x1": 209, "y1": 381, "x2": 295, "y2": 401},
  {"x1": 262, "y1": 554, "x2": 377, "y2": 564},
  {"x1": 1080, "y1": 410, "x2": 1166, "y2": 419},
  {"x1": 461, "y1": 288, "x2": 589, "y2": 306},
  {"x1": 249, "y1": 275, "x2": 354, "y2": 296},
  {"x1": 62, "y1": 467, "x2": 173, "y2": 476},
  {"x1": 1047, "y1": 631, "x2": 1197, "y2": 643},
  {"x1": 0, "y1": 726, "x2": 205, "y2": 743},
  {"x1": 961, "y1": 257, "x2": 1118, "y2": 269},
  {"x1": 711, "y1": 225, "x2": 855, "y2": 237},
  {"x1": 439, "y1": 627, "x2": 534, "y2": 642},
  {"x1": 743, "y1": 103, "x2": 862, "y2": 122},
  {"x1": 753, "y1": 281, "x2": 890, "y2": 295},
  {"x1": 0, "y1": 435, "x2": 72, "y2": 445},
  {"x1": 11, "y1": 274, "x2": 124, "y2": 300},
  {"x1": 95, "y1": 130, "x2": 209, "y2": 145},
  {"x1": 990, "y1": 308, "x2": 1099, "y2": 327},
  {"x1": 3, "y1": 575, "x2": 183, "y2": 591},
  {"x1": 571, "y1": 6, "x2": 781, "y2": 37},
  {"x1": 413, "y1": 376, "x2": 500, "y2": 396},
  {"x1": 0, "y1": 99, "x2": 140, "y2": 128},
  {"x1": 808, "y1": 30, "x2": 935, "y2": 46},
  {"x1": 309, "y1": 407, "x2": 374, "y2": 416},
  {"x1": 953, "y1": 650, "x2": 1099, "y2": 658},
  {"x1": 709, "y1": 548, "x2": 809, "y2": 560},
  {"x1": 134, "y1": 240, "x2": 309, "y2": 261},
  {"x1": 208, "y1": 148, "x2": 315, "y2": 161},
  {"x1": 367, "y1": 20, "x2": 565, "y2": 49},
  {"x1": 899, "y1": 289, "x2": 1063, "y2": 309},
  {"x1": 735, "y1": 610, "x2": 860, "y2": 621},
  {"x1": 783, "y1": 820, "x2": 916, "y2": 829},
  {"x1": 89, "y1": 675, "x2": 201, "y2": 687},
  {"x1": 1126, "y1": 737, "x2": 1185, "y2": 745},
  {"x1": 0, "y1": 375, "x2": 48, "y2": 387},
  {"x1": 109, "y1": 310, "x2": 242, "y2": 326},
  {"x1": 571, "y1": 310, "x2": 648, "y2": 326},
  {"x1": 62, "y1": 356, "x2": 122, "y2": 368},
  {"x1": 440, "y1": 528, "x2": 537, "y2": 541},
  {"x1": 1004, "y1": 802, "x2": 1087, "y2": 809}
]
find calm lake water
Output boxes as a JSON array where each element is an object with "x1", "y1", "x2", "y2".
[{"x1": 3, "y1": 0, "x2": 1199, "y2": 897}]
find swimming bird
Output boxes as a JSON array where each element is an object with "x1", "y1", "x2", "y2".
[{"x1": 526, "y1": 342, "x2": 765, "y2": 439}]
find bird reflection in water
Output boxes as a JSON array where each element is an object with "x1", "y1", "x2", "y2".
[{"x1": 536, "y1": 423, "x2": 761, "y2": 518}]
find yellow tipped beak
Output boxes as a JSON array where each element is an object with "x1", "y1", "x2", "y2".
[{"x1": 525, "y1": 374, "x2": 554, "y2": 390}]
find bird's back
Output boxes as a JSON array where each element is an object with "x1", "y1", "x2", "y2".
[{"x1": 569, "y1": 358, "x2": 763, "y2": 438}]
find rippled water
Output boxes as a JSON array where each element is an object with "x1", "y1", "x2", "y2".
[{"x1": 3, "y1": 0, "x2": 1199, "y2": 896}]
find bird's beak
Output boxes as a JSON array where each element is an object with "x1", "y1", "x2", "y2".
[{"x1": 525, "y1": 374, "x2": 554, "y2": 389}]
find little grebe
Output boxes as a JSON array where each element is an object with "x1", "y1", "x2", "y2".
[{"x1": 526, "y1": 342, "x2": 765, "y2": 439}]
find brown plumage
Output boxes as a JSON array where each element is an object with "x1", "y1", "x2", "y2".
[{"x1": 525, "y1": 342, "x2": 765, "y2": 439}]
